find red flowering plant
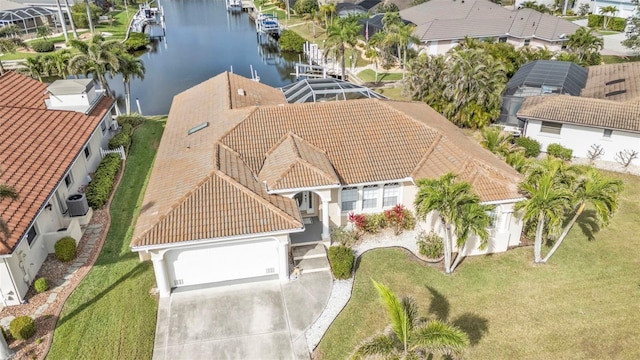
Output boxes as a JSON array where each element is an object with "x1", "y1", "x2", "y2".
[
  {"x1": 348, "y1": 211, "x2": 367, "y2": 239},
  {"x1": 383, "y1": 204, "x2": 415, "y2": 235}
]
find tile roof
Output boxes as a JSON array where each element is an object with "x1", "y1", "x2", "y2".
[
  {"x1": 581, "y1": 62, "x2": 640, "y2": 102},
  {"x1": 400, "y1": 0, "x2": 578, "y2": 42},
  {"x1": 132, "y1": 72, "x2": 522, "y2": 249},
  {"x1": 0, "y1": 71, "x2": 114, "y2": 255},
  {"x1": 517, "y1": 95, "x2": 640, "y2": 133}
]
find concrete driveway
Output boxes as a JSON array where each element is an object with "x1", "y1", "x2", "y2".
[{"x1": 152, "y1": 272, "x2": 332, "y2": 360}]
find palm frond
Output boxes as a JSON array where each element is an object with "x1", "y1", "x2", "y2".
[
  {"x1": 0, "y1": 184, "x2": 18, "y2": 200},
  {"x1": 373, "y1": 280, "x2": 413, "y2": 350},
  {"x1": 351, "y1": 334, "x2": 398, "y2": 360},
  {"x1": 411, "y1": 320, "x2": 469, "y2": 357}
]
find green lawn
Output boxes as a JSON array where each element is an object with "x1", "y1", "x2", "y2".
[
  {"x1": 357, "y1": 69, "x2": 403, "y2": 82},
  {"x1": 372, "y1": 86, "x2": 409, "y2": 101},
  {"x1": 602, "y1": 55, "x2": 640, "y2": 64},
  {"x1": 317, "y1": 172, "x2": 640, "y2": 360},
  {"x1": 48, "y1": 118, "x2": 165, "y2": 359}
]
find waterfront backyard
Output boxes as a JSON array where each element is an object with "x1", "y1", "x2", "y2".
[{"x1": 316, "y1": 172, "x2": 640, "y2": 359}]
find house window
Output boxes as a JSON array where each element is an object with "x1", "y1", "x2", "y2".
[
  {"x1": 64, "y1": 173, "x2": 73, "y2": 188},
  {"x1": 26, "y1": 226, "x2": 37, "y2": 246},
  {"x1": 540, "y1": 121, "x2": 562, "y2": 135},
  {"x1": 524, "y1": 39, "x2": 531, "y2": 46},
  {"x1": 100, "y1": 120, "x2": 107, "y2": 134},
  {"x1": 362, "y1": 185, "x2": 379, "y2": 209},
  {"x1": 603, "y1": 129, "x2": 613, "y2": 138},
  {"x1": 486, "y1": 210, "x2": 497, "y2": 229},
  {"x1": 383, "y1": 183, "x2": 399, "y2": 207},
  {"x1": 341, "y1": 187, "x2": 358, "y2": 211},
  {"x1": 84, "y1": 146, "x2": 91, "y2": 159}
]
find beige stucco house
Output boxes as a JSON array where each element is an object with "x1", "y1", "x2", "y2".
[
  {"x1": 0, "y1": 72, "x2": 116, "y2": 306},
  {"x1": 131, "y1": 72, "x2": 525, "y2": 297}
]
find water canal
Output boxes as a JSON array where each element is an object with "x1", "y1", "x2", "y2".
[{"x1": 108, "y1": 0, "x2": 298, "y2": 115}]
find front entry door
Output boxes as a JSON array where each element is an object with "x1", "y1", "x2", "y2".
[{"x1": 294, "y1": 191, "x2": 314, "y2": 215}]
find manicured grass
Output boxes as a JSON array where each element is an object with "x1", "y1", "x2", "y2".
[
  {"x1": 372, "y1": 86, "x2": 409, "y2": 101},
  {"x1": 95, "y1": 9, "x2": 136, "y2": 40},
  {"x1": 357, "y1": 69, "x2": 403, "y2": 82},
  {"x1": 597, "y1": 30, "x2": 621, "y2": 35},
  {"x1": 602, "y1": 55, "x2": 640, "y2": 64},
  {"x1": 48, "y1": 118, "x2": 165, "y2": 360},
  {"x1": 317, "y1": 172, "x2": 640, "y2": 359}
]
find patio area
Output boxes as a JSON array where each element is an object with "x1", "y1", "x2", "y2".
[{"x1": 290, "y1": 217, "x2": 323, "y2": 245}]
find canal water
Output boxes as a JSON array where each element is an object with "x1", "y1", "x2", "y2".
[{"x1": 108, "y1": 0, "x2": 298, "y2": 115}]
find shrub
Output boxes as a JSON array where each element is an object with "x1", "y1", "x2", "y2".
[
  {"x1": 34, "y1": 277, "x2": 49, "y2": 293},
  {"x1": 416, "y1": 231, "x2": 444, "y2": 259},
  {"x1": 108, "y1": 123, "x2": 132, "y2": 150},
  {"x1": 117, "y1": 114, "x2": 145, "y2": 127},
  {"x1": 54, "y1": 236, "x2": 77, "y2": 262},
  {"x1": 293, "y1": 0, "x2": 318, "y2": 15},
  {"x1": 546, "y1": 143, "x2": 573, "y2": 161},
  {"x1": 587, "y1": 14, "x2": 626, "y2": 31},
  {"x1": 347, "y1": 212, "x2": 366, "y2": 238},
  {"x1": 514, "y1": 136, "x2": 541, "y2": 158},
  {"x1": 383, "y1": 204, "x2": 415, "y2": 235},
  {"x1": 328, "y1": 245, "x2": 354, "y2": 279},
  {"x1": 278, "y1": 30, "x2": 305, "y2": 52},
  {"x1": 86, "y1": 153, "x2": 122, "y2": 208},
  {"x1": 330, "y1": 226, "x2": 357, "y2": 247},
  {"x1": 71, "y1": 3, "x2": 102, "y2": 28},
  {"x1": 124, "y1": 32, "x2": 150, "y2": 52},
  {"x1": 506, "y1": 150, "x2": 527, "y2": 173},
  {"x1": 363, "y1": 213, "x2": 386, "y2": 233},
  {"x1": 9, "y1": 316, "x2": 35, "y2": 340},
  {"x1": 29, "y1": 39, "x2": 54, "y2": 53}
]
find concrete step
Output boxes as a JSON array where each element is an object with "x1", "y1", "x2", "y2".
[
  {"x1": 292, "y1": 243, "x2": 326, "y2": 260},
  {"x1": 291, "y1": 239, "x2": 323, "y2": 248},
  {"x1": 294, "y1": 256, "x2": 330, "y2": 274}
]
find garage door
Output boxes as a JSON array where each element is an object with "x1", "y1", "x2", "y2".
[{"x1": 166, "y1": 239, "x2": 280, "y2": 288}]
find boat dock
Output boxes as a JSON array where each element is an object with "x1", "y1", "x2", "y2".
[
  {"x1": 126, "y1": 2, "x2": 166, "y2": 40},
  {"x1": 294, "y1": 41, "x2": 342, "y2": 79}
]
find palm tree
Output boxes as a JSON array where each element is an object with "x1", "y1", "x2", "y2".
[
  {"x1": 600, "y1": 6, "x2": 618, "y2": 30},
  {"x1": 541, "y1": 168, "x2": 623, "y2": 263},
  {"x1": 23, "y1": 56, "x2": 47, "y2": 82},
  {"x1": 69, "y1": 35, "x2": 123, "y2": 95},
  {"x1": 365, "y1": 32, "x2": 384, "y2": 82},
  {"x1": 567, "y1": 28, "x2": 604, "y2": 64},
  {"x1": 414, "y1": 173, "x2": 491, "y2": 274},
  {"x1": 515, "y1": 157, "x2": 573, "y2": 263},
  {"x1": 352, "y1": 280, "x2": 469, "y2": 359},
  {"x1": 54, "y1": 0, "x2": 69, "y2": 42},
  {"x1": 403, "y1": 54, "x2": 448, "y2": 110},
  {"x1": 0, "y1": 180, "x2": 19, "y2": 244},
  {"x1": 118, "y1": 53, "x2": 146, "y2": 114},
  {"x1": 480, "y1": 127, "x2": 513, "y2": 156},
  {"x1": 85, "y1": 0, "x2": 95, "y2": 33},
  {"x1": 0, "y1": 38, "x2": 18, "y2": 75},
  {"x1": 319, "y1": 2, "x2": 336, "y2": 28},
  {"x1": 44, "y1": 49, "x2": 73, "y2": 79},
  {"x1": 324, "y1": 16, "x2": 363, "y2": 80}
]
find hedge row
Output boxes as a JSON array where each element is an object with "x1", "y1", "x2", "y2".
[
  {"x1": 279, "y1": 30, "x2": 306, "y2": 52},
  {"x1": 588, "y1": 14, "x2": 626, "y2": 32},
  {"x1": 514, "y1": 136, "x2": 541, "y2": 158},
  {"x1": 108, "y1": 123, "x2": 133, "y2": 150},
  {"x1": 328, "y1": 245, "x2": 354, "y2": 280},
  {"x1": 86, "y1": 153, "x2": 122, "y2": 209},
  {"x1": 124, "y1": 32, "x2": 151, "y2": 52},
  {"x1": 546, "y1": 143, "x2": 573, "y2": 161},
  {"x1": 117, "y1": 114, "x2": 145, "y2": 127}
]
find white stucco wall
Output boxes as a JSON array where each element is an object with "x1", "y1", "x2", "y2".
[{"x1": 524, "y1": 119, "x2": 640, "y2": 164}]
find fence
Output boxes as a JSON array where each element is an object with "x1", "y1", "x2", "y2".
[{"x1": 100, "y1": 146, "x2": 126, "y2": 160}]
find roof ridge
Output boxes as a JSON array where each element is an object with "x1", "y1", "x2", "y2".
[
  {"x1": 214, "y1": 170, "x2": 303, "y2": 228},
  {"x1": 411, "y1": 133, "x2": 443, "y2": 178},
  {"x1": 270, "y1": 160, "x2": 300, "y2": 190},
  {"x1": 298, "y1": 158, "x2": 340, "y2": 184}
]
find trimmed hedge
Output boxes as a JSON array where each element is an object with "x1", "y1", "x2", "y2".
[
  {"x1": 328, "y1": 245, "x2": 354, "y2": 280},
  {"x1": 515, "y1": 136, "x2": 541, "y2": 158},
  {"x1": 34, "y1": 277, "x2": 49, "y2": 293},
  {"x1": 86, "y1": 153, "x2": 122, "y2": 208},
  {"x1": 54, "y1": 236, "x2": 77, "y2": 262},
  {"x1": 108, "y1": 123, "x2": 133, "y2": 150},
  {"x1": 10, "y1": 316, "x2": 35, "y2": 340},
  {"x1": 588, "y1": 14, "x2": 626, "y2": 32},
  {"x1": 30, "y1": 39, "x2": 54, "y2": 53},
  {"x1": 117, "y1": 114, "x2": 145, "y2": 127},
  {"x1": 546, "y1": 143, "x2": 573, "y2": 161},
  {"x1": 279, "y1": 30, "x2": 305, "y2": 52}
]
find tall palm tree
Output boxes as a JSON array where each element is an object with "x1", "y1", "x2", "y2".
[
  {"x1": 324, "y1": 16, "x2": 363, "y2": 80},
  {"x1": 414, "y1": 173, "x2": 490, "y2": 273},
  {"x1": 319, "y1": 2, "x2": 336, "y2": 28},
  {"x1": 600, "y1": 6, "x2": 618, "y2": 30},
  {"x1": 85, "y1": 0, "x2": 95, "y2": 33},
  {"x1": 542, "y1": 168, "x2": 623, "y2": 263},
  {"x1": 69, "y1": 35, "x2": 123, "y2": 95},
  {"x1": 450, "y1": 201, "x2": 493, "y2": 272},
  {"x1": 54, "y1": 0, "x2": 69, "y2": 42},
  {"x1": 64, "y1": 0, "x2": 79, "y2": 39},
  {"x1": 515, "y1": 157, "x2": 573, "y2": 263},
  {"x1": 567, "y1": 28, "x2": 604, "y2": 64},
  {"x1": 352, "y1": 280, "x2": 469, "y2": 359},
  {"x1": 118, "y1": 53, "x2": 145, "y2": 114}
]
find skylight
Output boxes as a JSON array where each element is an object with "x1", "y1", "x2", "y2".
[{"x1": 188, "y1": 122, "x2": 209, "y2": 135}]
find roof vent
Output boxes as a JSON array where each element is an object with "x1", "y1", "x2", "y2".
[
  {"x1": 605, "y1": 78, "x2": 625, "y2": 86},
  {"x1": 187, "y1": 122, "x2": 209, "y2": 135},
  {"x1": 237, "y1": 88, "x2": 246, "y2": 96},
  {"x1": 605, "y1": 89, "x2": 627, "y2": 97}
]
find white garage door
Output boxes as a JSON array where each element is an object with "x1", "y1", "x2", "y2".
[{"x1": 166, "y1": 239, "x2": 280, "y2": 288}]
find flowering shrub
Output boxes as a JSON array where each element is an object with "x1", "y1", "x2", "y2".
[{"x1": 383, "y1": 204, "x2": 416, "y2": 235}]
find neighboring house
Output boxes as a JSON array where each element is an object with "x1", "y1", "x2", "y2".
[
  {"x1": 398, "y1": 0, "x2": 580, "y2": 55},
  {"x1": 131, "y1": 72, "x2": 524, "y2": 298},
  {"x1": 0, "y1": 5, "x2": 57, "y2": 34},
  {"x1": 516, "y1": 62, "x2": 640, "y2": 164},
  {"x1": 0, "y1": 72, "x2": 116, "y2": 307},
  {"x1": 513, "y1": 0, "x2": 637, "y2": 20},
  {"x1": 500, "y1": 60, "x2": 588, "y2": 132}
]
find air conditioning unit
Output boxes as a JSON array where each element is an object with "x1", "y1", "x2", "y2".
[{"x1": 66, "y1": 193, "x2": 89, "y2": 217}]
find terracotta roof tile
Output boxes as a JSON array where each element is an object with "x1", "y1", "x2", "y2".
[
  {"x1": 582, "y1": 62, "x2": 640, "y2": 101},
  {"x1": 0, "y1": 72, "x2": 114, "y2": 254}
]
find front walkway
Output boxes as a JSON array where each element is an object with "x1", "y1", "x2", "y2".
[{"x1": 153, "y1": 272, "x2": 332, "y2": 360}]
